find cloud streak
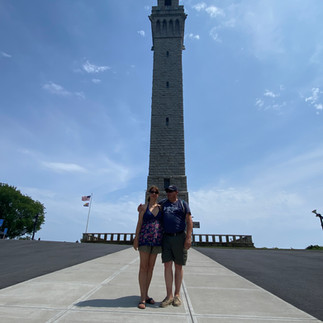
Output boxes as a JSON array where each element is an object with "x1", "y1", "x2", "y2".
[
  {"x1": 137, "y1": 30, "x2": 145, "y2": 37},
  {"x1": 1, "y1": 51, "x2": 12, "y2": 58},
  {"x1": 193, "y1": 3, "x2": 224, "y2": 18},
  {"x1": 305, "y1": 87, "x2": 323, "y2": 114},
  {"x1": 82, "y1": 60, "x2": 110, "y2": 73},
  {"x1": 41, "y1": 162, "x2": 87, "y2": 173},
  {"x1": 42, "y1": 82, "x2": 84, "y2": 99},
  {"x1": 187, "y1": 33, "x2": 200, "y2": 40},
  {"x1": 255, "y1": 87, "x2": 286, "y2": 112}
]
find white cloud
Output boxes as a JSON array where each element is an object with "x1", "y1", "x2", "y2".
[
  {"x1": 193, "y1": 3, "x2": 224, "y2": 18},
  {"x1": 193, "y1": 2, "x2": 207, "y2": 12},
  {"x1": 42, "y1": 82, "x2": 70, "y2": 96},
  {"x1": 195, "y1": 2, "x2": 285, "y2": 57},
  {"x1": 205, "y1": 6, "x2": 224, "y2": 18},
  {"x1": 1, "y1": 51, "x2": 12, "y2": 58},
  {"x1": 264, "y1": 89, "x2": 279, "y2": 98},
  {"x1": 92, "y1": 78, "x2": 101, "y2": 84},
  {"x1": 42, "y1": 82, "x2": 84, "y2": 99},
  {"x1": 256, "y1": 87, "x2": 287, "y2": 112},
  {"x1": 255, "y1": 98, "x2": 264, "y2": 108},
  {"x1": 42, "y1": 162, "x2": 87, "y2": 173},
  {"x1": 223, "y1": 18, "x2": 236, "y2": 28},
  {"x1": 239, "y1": 3, "x2": 285, "y2": 59},
  {"x1": 209, "y1": 27, "x2": 221, "y2": 42},
  {"x1": 305, "y1": 87, "x2": 321, "y2": 104},
  {"x1": 82, "y1": 60, "x2": 110, "y2": 73},
  {"x1": 305, "y1": 87, "x2": 323, "y2": 114},
  {"x1": 187, "y1": 33, "x2": 200, "y2": 40},
  {"x1": 75, "y1": 92, "x2": 85, "y2": 99},
  {"x1": 97, "y1": 156, "x2": 131, "y2": 184},
  {"x1": 137, "y1": 30, "x2": 145, "y2": 37}
]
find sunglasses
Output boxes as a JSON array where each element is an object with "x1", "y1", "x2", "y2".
[{"x1": 150, "y1": 191, "x2": 158, "y2": 194}]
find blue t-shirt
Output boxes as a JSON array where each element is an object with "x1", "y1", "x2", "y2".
[{"x1": 161, "y1": 199, "x2": 191, "y2": 233}]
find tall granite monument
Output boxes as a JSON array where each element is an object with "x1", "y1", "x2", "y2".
[{"x1": 146, "y1": 0, "x2": 188, "y2": 201}]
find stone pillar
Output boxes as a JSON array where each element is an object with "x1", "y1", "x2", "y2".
[{"x1": 147, "y1": 0, "x2": 189, "y2": 202}]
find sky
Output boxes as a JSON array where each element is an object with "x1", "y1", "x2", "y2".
[{"x1": 1, "y1": 0, "x2": 323, "y2": 249}]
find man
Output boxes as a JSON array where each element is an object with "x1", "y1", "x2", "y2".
[{"x1": 159, "y1": 185, "x2": 193, "y2": 307}]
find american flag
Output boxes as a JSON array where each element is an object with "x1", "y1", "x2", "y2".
[{"x1": 82, "y1": 195, "x2": 91, "y2": 201}]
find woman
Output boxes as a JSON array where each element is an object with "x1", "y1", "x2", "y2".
[{"x1": 133, "y1": 186, "x2": 163, "y2": 309}]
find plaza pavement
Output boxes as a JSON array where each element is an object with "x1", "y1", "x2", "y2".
[{"x1": 0, "y1": 247, "x2": 320, "y2": 323}]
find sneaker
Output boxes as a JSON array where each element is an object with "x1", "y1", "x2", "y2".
[
  {"x1": 172, "y1": 295, "x2": 182, "y2": 306},
  {"x1": 160, "y1": 297, "x2": 173, "y2": 307}
]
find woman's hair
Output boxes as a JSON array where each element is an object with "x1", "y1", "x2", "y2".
[{"x1": 148, "y1": 186, "x2": 159, "y2": 194}]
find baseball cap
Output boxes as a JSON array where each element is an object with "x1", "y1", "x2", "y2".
[{"x1": 165, "y1": 185, "x2": 178, "y2": 192}]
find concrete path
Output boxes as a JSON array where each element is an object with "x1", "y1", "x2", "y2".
[
  {"x1": 0, "y1": 248, "x2": 320, "y2": 323},
  {"x1": 195, "y1": 247, "x2": 323, "y2": 321}
]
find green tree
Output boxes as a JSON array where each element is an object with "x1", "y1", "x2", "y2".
[{"x1": 0, "y1": 183, "x2": 45, "y2": 239}]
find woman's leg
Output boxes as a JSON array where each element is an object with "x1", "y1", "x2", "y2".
[
  {"x1": 146, "y1": 253, "x2": 158, "y2": 299},
  {"x1": 139, "y1": 251, "x2": 150, "y2": 302}
]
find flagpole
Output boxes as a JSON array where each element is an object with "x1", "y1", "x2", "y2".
[{"x1": 85, "y1": 193, "x2": 93, "y2": 233}]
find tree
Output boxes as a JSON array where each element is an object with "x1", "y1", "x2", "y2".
[{"x1": 0, "y1": 183, "x2": 45, "y2": 239}]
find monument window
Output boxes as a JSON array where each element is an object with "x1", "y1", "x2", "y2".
[
  {"x1": 164, "y1": 178, "x2": 170, "y2": 189},
  {"x1": 156, "y1": 20, "x2": 161, "y2": 34},
  {"x1": 175, "y1": 19, "x2": 180, "y2": 34},
  {"x1": 166, "y1": 117, "x2": 169, "y2": 126},
  {"x1": 165, "y1": 0, "x2": 172, "y2": 6},
  {"x1": 162, "y1": 20, "x2": 167, "y2": 34},
  {"x1": 166, "y1": 81, "x2": 169, "y2": 88},
  {"x1": 169, "y1": 20, "x2": 174, "y2": 34},
  {"x1": 166, "y1": 51, "x2": 169, "y2": 57}
]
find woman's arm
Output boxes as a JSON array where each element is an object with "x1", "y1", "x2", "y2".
[{"x1": 133, "y1": 204, "x2": 146, "y2": 250}]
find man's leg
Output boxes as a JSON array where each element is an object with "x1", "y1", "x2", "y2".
[
  {"x1": 174, "y1": 263, "x2": 183, "y2": 296},
  {"x1": 161, "y1": 236, "x2": 175, "y2": 307},
  {"x1": 164, "y1": 261, "x2": 173, "y2": 299},
  {"x1": 172, "y1": 233, "x2": 187, "y2": 306}
]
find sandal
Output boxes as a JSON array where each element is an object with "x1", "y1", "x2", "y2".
[
  {"x1": 146, "y1": 297, "x2": 155, "y2": 304},
  {"x1": 138, "y1": 301, "x2": 146, "y2": 309}
]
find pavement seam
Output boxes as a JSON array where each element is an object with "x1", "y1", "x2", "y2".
[
  {"x1": 182, "y1": 279, "x2": 197, "y2": 323},
  {"x1": 187, "y1": 286, "x2": 259, "y2": 291},
  {"x1": 44, "y1": 255, "x2": 139, "y2": 323},
  {"x1": 192, "y1": 313, "x2": 319, "y2": 321},
  {"x1": 50, "y1": 307, "x2": 190, "y2": 318}
]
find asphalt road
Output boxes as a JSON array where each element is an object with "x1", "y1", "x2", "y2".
[
  {"x1": 0, "y1": 240, "x2": 129, "y2": 290},
  {"x1": 195, "y1": 247, "x2": 323, "y2": 321}
]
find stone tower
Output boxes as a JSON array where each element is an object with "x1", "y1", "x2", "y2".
[{"x1": 147, "y1": 0, "x2": 188, "y2": 202}]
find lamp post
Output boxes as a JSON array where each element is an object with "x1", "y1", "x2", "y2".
[{"x1": 312, "y1": 210, "x2": 323, "y2": 231}]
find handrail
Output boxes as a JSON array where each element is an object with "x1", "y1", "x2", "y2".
[{"x1": 81, "y1": 233, "x2": 254, "y2": 247}]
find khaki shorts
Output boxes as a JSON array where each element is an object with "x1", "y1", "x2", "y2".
[
  {"x1": 162, "y1": 232, "x2": 188, "y2": 265},
  {"x1": 138, "y1": 245, "x2": 162, "y2": 254}
]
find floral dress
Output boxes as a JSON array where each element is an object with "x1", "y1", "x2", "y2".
[{"x1": 139, "y1": 205, "x2": 163, "y2": 247}]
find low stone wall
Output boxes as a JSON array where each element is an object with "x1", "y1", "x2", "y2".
[{"x1": 81, "y1": 233, "x2": 254, "y2": 248}]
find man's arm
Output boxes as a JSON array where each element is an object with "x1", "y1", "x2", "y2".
[
  {"x1": 184, "y1": 212, "x2": 193, "y2": 250},
  {"x1": 137, "y1": 203, "x2": 145, "y2": 213}
]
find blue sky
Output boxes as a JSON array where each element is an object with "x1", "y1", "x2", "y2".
[{"x1": 1, "y1": 0, "x2": 323, "y2": 248}]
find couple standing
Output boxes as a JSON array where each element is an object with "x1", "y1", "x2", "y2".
[{"x1": 133, "y1": 185, "x2": 193, "y2": 310}]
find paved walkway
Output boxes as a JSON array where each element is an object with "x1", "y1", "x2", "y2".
[{"x1": 0, "y1": 248, "x2": 320, "y2": 322}]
